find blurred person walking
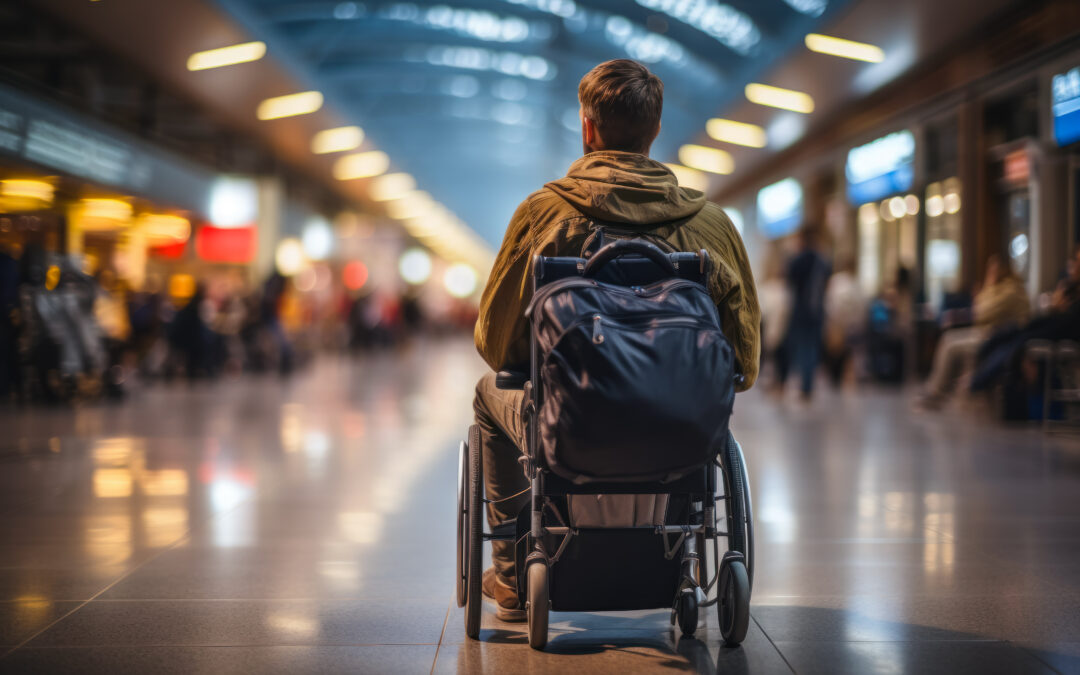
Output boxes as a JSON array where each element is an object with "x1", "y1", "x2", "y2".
[
  {"x1": 914, "y1": 255, "x2": 1029, "y2": 410},
  {"x1": 757, "y1": 254, "x2": 791, "y2": 393},
  {"x1": 781, "y1": 228, "x2": 830, "y2": 399},
  {"x1": 823, "y1": 258, "x2": 865, "y2": 387}
]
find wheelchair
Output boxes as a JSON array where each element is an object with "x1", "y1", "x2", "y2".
[{"x1": 457, "y1": 241, "x2": 754, "y2": 650}]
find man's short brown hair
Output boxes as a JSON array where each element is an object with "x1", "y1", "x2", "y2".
[{"x1": 578, "y1": 59, "x2": 663, "y2": 154}]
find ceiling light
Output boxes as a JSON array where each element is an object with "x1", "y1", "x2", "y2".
[
  {"x1": 333, "y1": 151, "x2": 389, "y2": 180},
  {"x1": 904, "y1": 194, "x2": 919, "y2": 216},
  {"x1": 706, "y1": 118, "x2": 767, "y2": 148},
  {"x1": 805, "y1": 33, "x2": 884, "y2": 63},
  {"x1": 0, "y1": 179, "x2": 54, "y2": 204},
  {"x1": 370, "y1": 173, "x2": 416, "y2": 201},
  {"x1": 745, "y1": 83, "x2": 814, "y2": 113},
  {"x1": 399, "y1": 248, "x2": 432, "y2": 285},
  {"x1": 311, "y1": 126, "x2": 364, "y2": 154},
  {"x1": 137, "y1": 214, "x2": 190, "y2": 243},
  {"x1": 664, "y1": 164, "x2": 709, "y2": 192},
  {"x1": 79, "y1": 198, "x2": 133, "y2": 222},
  {"x1": 926, "y1": 194, "x2": 944, "y2": 218},
  {"x1": 888, "y1": 196, "x2": 906, "y2": 220},
  {"x1": 275, "y1": 238, "x2": 307, "y2": 276},
  {"x1": 187, "y1": 41, "x2": 266, "y2": 71},
  {"x1": 302, "y1": 217, "x2": 334, "y2": 260},
  {"x1": 207, "y1": 176, "x2": 257, "y2": 228},
  {"x1": 677, "y1": 145, "x2": 734, "y2": 175},
  {"x1": 386, "y1": 191, "x2": 434, "y2": 220},
  {"x1": 444, "y1": 263, "x2": 478, "y2": 298},
  {"x1": 257, "y1": 91, "x2": 323, "y2": 120}
]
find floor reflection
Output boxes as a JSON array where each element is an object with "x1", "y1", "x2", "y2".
[{"x1": 0, "y1": 337, "x2": 1076, "y2": 674}]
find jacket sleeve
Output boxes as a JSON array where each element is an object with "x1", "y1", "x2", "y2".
[
  {"x1": 711, "y1": 215, "x2": 761, "y2": 392},
  {"x1": 474, "y1": 198, "x2": 534, "y2": 371}
]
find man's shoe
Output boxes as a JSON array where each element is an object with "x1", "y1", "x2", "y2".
[{"x1": 481, "y1": 567, "x2": 526, "y2": 622}]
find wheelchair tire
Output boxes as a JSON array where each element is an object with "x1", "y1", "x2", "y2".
[
  {"x1": 527, "y1": 561, "x2": 549, "y2": 650},
  {"x1": 464, "y1": 424, "x2": 483, "y2": 639},
  {"x1": 723, "y1": 433, "x2": 753, "y2": 587},
  {"x1": 456, "y1": 441, "x2": 467, "y2": 608},
  {"x1": 718, "y1": 558, "x2": 750, "y2": 647},
  {"x1": 677, "y1": 591, "x2": 698, "y2": 636}
]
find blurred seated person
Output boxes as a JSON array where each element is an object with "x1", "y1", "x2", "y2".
[
  {"x1": 914, "y1": 255, "x2": 1029, "y2": 409},
  {"x1": 970, "y1": 245, "x2": 1080, "y2": 403},
  {"x1": 472, "y1": 59, "x2": 761, "y2": 621}
]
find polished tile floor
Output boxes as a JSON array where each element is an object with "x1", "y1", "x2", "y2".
[{"x1": 0, "y1": 337, "x2": 1078, "y2": 674}]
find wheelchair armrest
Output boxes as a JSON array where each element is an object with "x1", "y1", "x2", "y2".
[{"x1": 495, "y1": 369, "x2": 529, "y2": 390}]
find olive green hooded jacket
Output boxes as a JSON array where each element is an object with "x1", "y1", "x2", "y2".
[{"x1": 474, "y1": 151, "x2": 761, "y2": 391}]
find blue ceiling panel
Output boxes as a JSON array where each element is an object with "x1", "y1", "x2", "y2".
[{"x1": 214, "y1": 0, "x2": 848, "y2": 246}]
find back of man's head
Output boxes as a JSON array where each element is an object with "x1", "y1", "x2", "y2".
[{"x1": 578, "y1": 59, "x2": 663, "y2": 155}]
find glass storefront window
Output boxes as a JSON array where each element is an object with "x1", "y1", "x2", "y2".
[{"x1": 923, "y1": 177, "x2": 963, "y2": 310}]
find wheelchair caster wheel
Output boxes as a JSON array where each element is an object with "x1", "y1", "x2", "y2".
[
  {"x1": 527, "y1": 562, "x2": 549, "y2": 650},
  {"x1": 677, "y1": 590, "x2": 698, "y2": 636},
  {"x1": 718, "y1": 557, "x2": 750, "y2": 646}
]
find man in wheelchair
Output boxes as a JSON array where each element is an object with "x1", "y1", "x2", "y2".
[{"x1": 472, "y1": 59, "x2": 760, "y2": 623}]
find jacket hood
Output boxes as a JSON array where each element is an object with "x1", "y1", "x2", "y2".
[{"x1": 544, "y1": 151, "x2": 706, "y2": 226}]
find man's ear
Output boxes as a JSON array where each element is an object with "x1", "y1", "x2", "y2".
[{"x1": 583, "y1": 115, "x2": 597, "y2": 147}]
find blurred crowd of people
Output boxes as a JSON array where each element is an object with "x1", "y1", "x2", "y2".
[
  {"x1": 0, "y1": 242, "x2": 475, "y2": 405},
  {"x1": 758, "y1": 227, "x2": 1080, "y2": 421}
]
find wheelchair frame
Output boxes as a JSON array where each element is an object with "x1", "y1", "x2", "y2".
[{"x1": 458, "y1": 245, "x2": 754, "y2": 650}]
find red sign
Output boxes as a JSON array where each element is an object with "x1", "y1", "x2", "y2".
[{"x1": 195, "y1": 225, "x2": 256, "y2": 263}]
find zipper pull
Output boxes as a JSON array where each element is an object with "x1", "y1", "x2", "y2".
[{"x1": 592, "y1": 315, "x2": 604, "y2": 344}]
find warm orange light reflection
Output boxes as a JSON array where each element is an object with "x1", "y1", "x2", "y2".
[
  {"x1": 143, "y1": 470, "x2": 189, "y2": 497},
  {"x1": 93, "y1": 468, "x2": 133, "y2": 498}
]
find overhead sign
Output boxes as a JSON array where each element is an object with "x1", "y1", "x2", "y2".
[
  {"x1": 0, "y1": 81, "x2": 217, "y2": 214},
  {"x1": 1052, "y1": 65, "x2": 1080, "y2": 147},
  {"x1": 845, "y1": 130, "x2": 915, "y2": 205},
  {"x1": 757, "y1": 177, "x2": 803, "y2": 239}
]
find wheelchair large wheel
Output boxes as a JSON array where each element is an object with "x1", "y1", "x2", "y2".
[
  {"x1": 527, "y1": 561, "x2": 549, "y2": 650},
  {"x1": 717, "y1": 556, "x2": 750, "y2": 646},
  {"x1": 464, "y1": 424, "x2": 483, "y2": 639},
  {"x1": 722, "y1": 432, "x2": 754, "y2": 589},
  {"x1": 455, "y1": 441, "x2": 467, "y2": 608}
]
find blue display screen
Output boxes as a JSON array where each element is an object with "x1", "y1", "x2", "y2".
[
  {"x1": 756, "y1": 177, "x2": 803, "y2": 240},
  {"x1": 845, "y1": 130, "x2": 915, "y2": 205},
  {"x1": 1053, "y1": 66, "x2": 1080, "y2": 147}
]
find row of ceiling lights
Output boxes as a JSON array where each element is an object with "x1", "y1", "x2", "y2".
[
  {"x1": 185, "y1": 40, "x2": 492, "y2": 271},
  {"x1": 669, "y1": 33, "x2": 886, "y2": 188}
]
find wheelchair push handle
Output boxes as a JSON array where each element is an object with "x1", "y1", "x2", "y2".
[{"x1": 582, "y1": 239, "x2": 676, "y2": 278}]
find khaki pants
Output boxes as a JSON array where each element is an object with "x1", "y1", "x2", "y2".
[
  {"x1": 925, "y1": 326, "x2": 986, "y2": 398},
  {"x1": 473, "y1": 373, "x2": 671, "y2": 590},
  {"x1": 472, "y1": 372, "x2": 529, "y2": 589}
]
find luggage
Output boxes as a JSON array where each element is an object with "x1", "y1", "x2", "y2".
[{"x1": 526, "y1": 239, "x2": 737, "y2": 483}]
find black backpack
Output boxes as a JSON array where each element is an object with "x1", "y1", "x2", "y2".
[{"x1": 526, "y1": 237, "x2": 737, "y2": 483}]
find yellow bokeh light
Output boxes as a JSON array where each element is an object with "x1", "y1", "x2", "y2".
[
  {"x1": 256, "y1": 91, "x2": 324, "y2": 120},
  {"x1": 745, "y1": 83, "x2": 815, "y2": 114},
  {"x1": 187, "y1": 41, "x2": 267, "y2": 71},
  {"x1": 677, "y1": 145, "x2": 734, "y2": 175}
]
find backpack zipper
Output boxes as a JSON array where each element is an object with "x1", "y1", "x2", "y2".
[{"x1": 526, "y1": 276, "x2": 704, "y2": 318}]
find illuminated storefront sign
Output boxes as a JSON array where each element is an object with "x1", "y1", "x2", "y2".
[
  {"x1": 1052, "y1": 65, "x2": 1080, "y2": 147},
  {"x1": 845, "y1": 130, "x2": 915, "y2": 204},
  {"x1": 756, "y1": 177, "x2": 803, "y2": 239},
  {"x1": 0, "y1": 82, "x2": 215, "y2": 213}
]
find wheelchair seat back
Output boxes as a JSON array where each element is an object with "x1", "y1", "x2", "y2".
[{"x1": 527, "y1": 239, "x2": 737, "y2": 485}]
